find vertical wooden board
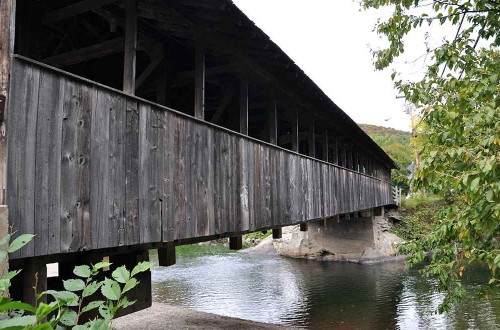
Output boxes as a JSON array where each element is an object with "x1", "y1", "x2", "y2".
[
  {"x1": 238, "y1": 138, "x2": 249, "y2": 232},
  {"x1": 172, "y1": 115, "x2": 187, "y2": 240},
  {"x1": 34, "y1": 69, "x2": 64, "y2": 256},
  {"x1": 184, "y1": 120, "x2": 196, "y2": 238},
  {"x1": 60, "y1": 80, "x2": 93, "y2": 253},
  {"x1": 289, "y1": 154, "x2": 299, "y2": 223},
  {"x1": 139, "y1": 104, "x2": 162, "y2": 243},
  {"x1": 268, "y1": 148, "x2": 280, "y2": 228},
  {"x1": 195, "y1": 124, "x2": 211, "y2": 236},
  {"x1": 252, "y1": 144, "x2": 262, "y2": 229},
  {"x1": 284, "y1": 152, "x2": 292, "y2": 225},
  {"x1": 213, "y1": 130, "x2": 222, "y2": 235},
  {"x1": 263, "y1": 146, "x2": 272, "y2": 228},
  {"x1": 300, "y1": 158, "x2": 308, "y2": 221},
  {"x1": 90, "y1": 90, "x2": 110, "y2": 249},
  {"x1": 206, "y1": 127, "x2": 215, "y2": 236},
  {"x1": 246, "y1": 140, "x2": 255, "y2": 230},
  {"x1": 279, "y1": 151, "x2": 289, "y2": 225},
  {"x1": 125, "y1": 99, "x2": 140, "y2": 245},
  {"x1": 160, "y1": 110, "x2": 174, "y2": 241},
  {"x1": 106, "y1": 94, "x2": 127, "y2": 248},
  {"x1": 7, "y1": 61, "x2": 40, "y2": 258},
  {"x1": 229, "y1": 136, "x2": 240, "y2": 233}
]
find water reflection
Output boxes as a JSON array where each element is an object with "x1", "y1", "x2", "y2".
[{"x1": 151, "y1": 252, "x2": 500, "y2": 329}]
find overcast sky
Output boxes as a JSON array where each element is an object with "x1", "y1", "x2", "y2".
[{"x1": 232, "y1": 0, "x2": 427, "y2": 132}]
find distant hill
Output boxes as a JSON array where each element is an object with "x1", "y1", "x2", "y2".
[
  {"x1": 358, "y1": 124, "x2": 411, "y2": 148},
  {"x1": 359, "y1": 124, "x2": 413, "y2": 193}
]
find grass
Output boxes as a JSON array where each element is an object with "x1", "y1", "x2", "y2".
[
  {"x1": 243, "y1": 230, "x2": 271, "y2": 240},
  {"x1": 391, "y1": 193, "x2": 446, "y2": 241}
]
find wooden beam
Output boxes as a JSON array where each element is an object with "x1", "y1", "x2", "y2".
[
  {"x1": 308, "y1": 119, "x2": 315, "y2": 158},
  {"x1": 272, "y1": 228, "x2": 282, "y2": 239},
  {"x1": 43, "y1": 0, "x2": 118, "y2": 24},
  {"x1": 136, "y1": 47, "x2": 164, "y2": 90},
  {"x1": 323, "y1": 128, "x2": 329, "y2": 162},
  {"x1": 123, "y1": 0, "x2": 137, "y2": 94},
  {"x1": 210, "y1": 85, "x2": 234, "y2": 124},
  {"x1": 291, "y1": 108, "x2": 299, "y2": 152},
  {"x1": 300, "y1": 223, "x2": 308, "y2": 232},
  {"x1": 175, "y1": 63, "x2": 238, "y2": 83},
  {"x1": 268, "y1": 100, "x2": 278, "y2": 145},
  {"x1": 229, "y1": 236, "x2": 242, "y2": 250},
  {"x1": 158, "y1": 242, "x2": 176, "y2": 267},
  {"x1": 0, "y1": 0, "x2": 14, "y2": 205},
  {"x1": 239, "y1": 76, "x2": 249, "y2": 135},
  {"x1": 332, "y1": 134, "x2": 338, "y2": 165},
  {"x1": 194, "y1": 43, "x2": 205, "y2": 120},
  {"x1": 43, "y1": 37, "x2": 124, "y2": 68}
]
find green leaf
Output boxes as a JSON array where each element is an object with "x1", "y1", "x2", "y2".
[
  {"x1": 0, "y1": 315, "x2": 36, "y2": 328},
  {"x1": 73, "y1": 325, "x2": 89, "y2": 330},
  {"x1": 82, "y1": 281, "x2": 102, "y2": 298},
  {"x1": 7, "y1": 234, "x2": 35, "y2": 253},
  {"x1": 122, "y1": 278, "x2": 138, "y2": 294},
  {"x1": 81, "y1": 300, "x2": 104, "y2": 314},
  {"x1": 98, "y1": 304, "x2": 111, "y2": 320},
  {"x1": 35, "y1": 302, "x2": 60, "y2": 319},
  {"x1": 0, "y1": 300, "x2": 36, "y2": 313},
  {"x1": 101, "y1": 278, "x2": 121, "y2": 301},
  {"x1": 112, "y1": 266, "x2": 130, "y2": 284},
  {"x1": 131, "y1": 262, "x2": 153, "y2": 277},
  {"x1": 63, "y1": 279, "x2": 86, "y2": 292},
  {"x1": 470, "y1": 178, "x2": 480, "y2": 192},
  {"x1": 43, "y1": 290, "x2": 79, "y2": 307},
  {"x1": 73, "y1": 265, "x2": 92, "y2": 279},
  {"x1": 33, "y1": 323, "x2": 54, "y2": 330},
  {"x1": 92, "y1": 262, "x2": 112, "y2": 272},
  {"x1": 88, "y1": 318, "x2": 110, "y2": 330},
  {"x1": 60, "y1": 309, "x2": 78, "y2": 327}
]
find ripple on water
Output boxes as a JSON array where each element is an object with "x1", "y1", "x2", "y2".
[{"x1": 151, "y1": 252, "x2": 500, "y2": 329}]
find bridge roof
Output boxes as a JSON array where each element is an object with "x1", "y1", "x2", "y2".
[{"x1": 152, "y1": 0, "x2": 397, "y2": 168}]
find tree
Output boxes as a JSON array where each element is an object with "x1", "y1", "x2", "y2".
[{"x1": 361, "y1": 0, "x2": 500, "y2": 311}]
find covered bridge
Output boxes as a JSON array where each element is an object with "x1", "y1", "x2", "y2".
[{"x1": 0, "y1": 0, "x2": 397, "y2": 312}]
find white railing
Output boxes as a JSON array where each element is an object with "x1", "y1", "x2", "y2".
[{"x1": 392, "y1": 186, "x2": 402, "y2": 206}]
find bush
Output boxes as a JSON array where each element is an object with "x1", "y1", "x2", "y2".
[{"x1": 0, "y1": 233, "x2": 152, "y2": 329}]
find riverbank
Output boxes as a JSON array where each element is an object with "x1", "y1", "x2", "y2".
[{"x1": 113, "y1": 303, "x2": 289, "y2": 330}]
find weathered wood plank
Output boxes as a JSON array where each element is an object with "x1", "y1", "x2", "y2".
[
  {"x1": 7, "y1": 62, "x2": 40, "y2": 258},
  {"x1": 60, "y1": 79, "x2": 93, "y2": 253},
  {"x1": 139, "y1": 104, "x2": 161, "y2": 243},
  {"x1": 35, "y1": 69, "x2": 64, "y2": 256},
  {"x1": 125, "y1": 99, "x2": 140, "y2": 245}
]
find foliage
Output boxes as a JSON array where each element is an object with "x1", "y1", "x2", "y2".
[
  {"x1": 244, "y1": 230, "x2": 271, "y2": 240},
  {"x1": 391, "y1": 193, "x2": 445, "y2": 240},
  {"x1": 0, "y1": 234, "x2": 152, "y2": 329},
  {"x1": 360, "y1": 124, "x2": 413, "y2": 193},
  {"x1": 361, "y1": 0, "x2": 500, "y2": 312}
]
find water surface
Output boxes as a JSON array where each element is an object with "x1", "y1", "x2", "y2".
[{"x1": 151, "y1": 250, "x2": 500, "y2": 329}]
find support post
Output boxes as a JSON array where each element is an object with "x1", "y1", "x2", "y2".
[
  {"x1": 158, "y1": 242, "x2": 176, "y2": 267},
  {"x1": 111, "y1": 250, "x2": 152, "y2": 316},
  {"x1": 272, "y1": 228, "x2": 282, "y2": 239},
  {"x1": 229, "y1": 236, "x2": 243, "y2": 250},
  {"x1": 323, "y1": 128, "x2": 329, "y2": 162},
  {"x1": 308, "y1": 119, "x2": 315, "y2": 158},
  {"x1": 239, "y1": 75, "x2": 249, "y2": 135},
  {"x1": 291, "y1": 109, "x2": 299, "y2": 152},
  {"x1": 123, "y1": 0, "x2": 137, "y2": 94},
  {"x1": 300, "y1": 223, "x2": 308, "y2": 232},
  {"x1": 194, "y1": 43, "x2": 205, "y2": 120},
  {"x1": 268, "y1": 100, "x2": 278, "y2": 145},
  {"x1": 332, "y1": 134, "x2": 338, "y2": 165}
]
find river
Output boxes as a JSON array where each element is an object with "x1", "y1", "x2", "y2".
[{"x1": 150, "y1": 247, "x2": 500, "y2": 329}]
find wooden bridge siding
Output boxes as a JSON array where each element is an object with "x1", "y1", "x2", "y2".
[{"x1": 7, "y1": 58, "x2": 393, "y2": 259}]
